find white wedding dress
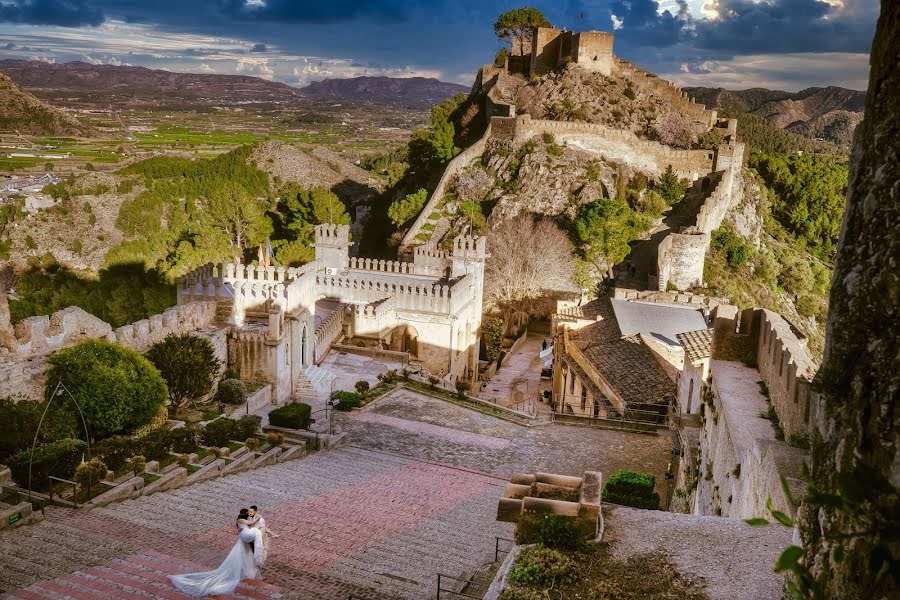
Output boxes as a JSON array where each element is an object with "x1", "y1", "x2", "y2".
[{"x1": 169, "y1": 523, "x2": 263, "y2": 597}]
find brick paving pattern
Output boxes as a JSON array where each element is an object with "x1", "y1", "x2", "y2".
[{"x1": 1, "y1": 387, "x2": 672, "y2": 600}]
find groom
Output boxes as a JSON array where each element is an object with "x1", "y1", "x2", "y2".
[{"x1": 246, "y1": 505, "x2": 265, "y2": 553}]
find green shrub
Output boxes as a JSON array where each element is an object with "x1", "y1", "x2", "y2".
[
  {"x1": 623, "y1": 85, "x2": 636, "y2": 100},
  {"x1": 330, "y1": 391, "x2": 362, "y2": 411},
  {"x1": 201, "y1": 418, "x2": 237, "y2": 447},
  {"x1": 534, "y1": 514, "x2": 584, "y2": 550},
  {"x1": 128, "y1": 454, "x2": 146, "y2": 475},
  {"x1": 45, "y1": 339, "x2": 168, "y2": 438},
  {"x1": 216, "y1": 379, "x2": 248, "y2": 405},
  {"x1": 0, "y1": 396, "x2": 78, "y2": 462},
  {"x1": 244, "y1": 437, "x2": 259, "y2": 451},
  {"x1": 168, "y1": 426, "x2": 200, "y2": 454},
  {"x1": 93, "y1": 435, "x2": 138, "y2": 472},
  {"x1": 136, "y1": 427, "x2": 174, "y2": 461},
  {"x1": 145, "y1": 333, "x2": 221, "y2": 416},
  {"x1": 8, "y1": 438, "x2": 88, "y2": 490},
  {"x1": 222, "y1": 368, "x2": 240, "y2": 380},
  {"x1": 354, "y1": 380, "x2": 370, "y2": 398},
  {"x1": 602, "y1": 469, "x2": 660, "y2": 509},
  {"x1": 788, "y1": 431, "x2": 811, "y2": 449},
  {"x1": 73, "y1": 458, "x2": 108, "y2": 491},
  {"x1": 268, "y1": 403, "x2": 311, "y2": 430},
  {"x1": 507, "y1": 545, "x2": 576, "y2": 587},
  {"x1": 233, "y1": 416, "x2": 259, "y2": 440},
  {"x1": 455, "y1": 380, "x2": 470, "y2": 398}
]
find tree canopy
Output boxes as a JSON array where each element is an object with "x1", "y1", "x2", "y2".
[
  {"x1": 494, "y1": 7, "x2": 553, "y2": 56},
  {"x1": 145, "y1": 334, "x2": 222, "y2": 416},
  {"x1": 46, "y1": 339, "x2": 168, "y2": 438},
  {"x1": 573, "y1": 198, "x2": 650, "y2": 278},
  {"x1": 201, "y1": 180, "x2": 272, "y2": 261},
  {"x1": 270, "y1": 185, "x2": 350, "y2": 266}
]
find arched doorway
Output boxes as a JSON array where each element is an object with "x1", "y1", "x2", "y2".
[{"x1": 388, "y1": 325, "x2": 419, "y2": 356}]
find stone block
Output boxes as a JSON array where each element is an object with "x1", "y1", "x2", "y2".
[{"x1": 144, "y1": 460, "x2": 160, "y2": 474}]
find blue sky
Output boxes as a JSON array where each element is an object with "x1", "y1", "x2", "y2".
[{"x1": 0, "y1": 1, "x2": 878, "y2": 91}]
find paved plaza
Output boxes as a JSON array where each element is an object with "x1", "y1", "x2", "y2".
[{"x1": 0, "y1": 387, "x2": 673, "y2": 600}]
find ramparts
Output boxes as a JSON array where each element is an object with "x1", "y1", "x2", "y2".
[
  {"x1": 712, "y1": 308, "x2": 820, "y2": 439},
  {"x1": 399, "y1": 121, "x2": 493, "y2": 252},
  {"x1": 615, "y1": 58, "x2": 717, "y2": 129},
  {"x1": 491, "y1": 115, "x2": 716, "y2": 180}
]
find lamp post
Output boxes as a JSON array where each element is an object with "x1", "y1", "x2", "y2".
[{"x1": 28, "y1": 381, "x2": 92, "y2": 502}]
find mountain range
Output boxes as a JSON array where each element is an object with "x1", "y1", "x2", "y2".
[
  {"x1": 0, "y1": 60, "x2": 469, "y2": 109},
  {"x1": 685, "y1": 85, "x2": 865, "y2": 147}
]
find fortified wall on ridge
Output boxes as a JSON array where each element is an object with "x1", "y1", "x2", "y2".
[{"x1": 402, "y1": 29, "x2": 744, "y2": 295}]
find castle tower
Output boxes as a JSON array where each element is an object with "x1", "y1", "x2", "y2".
[
  {"x1": 313, "y1": 224, "x2": 350, "y2": 272},
  {"x1": 451, "y1": 235, "x2": 489, "y2": 383}
]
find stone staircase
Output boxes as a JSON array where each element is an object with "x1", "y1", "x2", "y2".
[
  {"x1": 0, "y1": 549, "x2": 283, "y2": 600},
  {"x1": 214, "y1": 298, "x2": 233, "y2": 324},
  {"x1": 428, "y1": 217, "x2": 452, "y2": 247},
  {"x1": 294, "y1": 364, "x2": 336, "y2": 407}
]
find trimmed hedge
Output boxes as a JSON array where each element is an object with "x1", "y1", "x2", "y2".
[
  {"x1": 200, "y1": 416, "x2": 261, "y2": 448},
  {"x1": 216, "y1": 379, "x2": 247, "y2": 405},
  {"x1": 8, "y1": 438, "x2": 88, "y2": 490},
  {"x1": 602, "y1": 469, "x2": 660, "y2": 509},
  {"x1": 330, "y1": 391, "x2": 361, "y2": 411},
  {"x1": 268, "y1": 403, "x2": 311, "y2": 429}
]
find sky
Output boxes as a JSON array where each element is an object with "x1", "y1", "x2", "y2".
[{"x1": 0, "y1": 0, "x2": 879, "y2": 91}]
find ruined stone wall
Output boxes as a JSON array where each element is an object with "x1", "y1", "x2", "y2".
[
  {"x1": 657, "y1": 233, "x2": 709, "y2": 291},
  {"x1": 399, "y1": 122, "x2": 492, "y2": 253},
  {"x1": 612, "y1": 287, "x2": 728, "y2": 310},
  {"x1": 615, "y1": 58, "x2": 717, "y2": 129},
  {"x1": 572, "y1": 32, "x2": 613, "y2": 76},
  {"x1": 530, "y1": 27, "x2": 565, "y2": 76},
  {"x1": 0, "y1": 299, "x2": 223, "y2": 401},
  {"x1": 509, "y1": 115, "x2": 715, "y2": 179}
]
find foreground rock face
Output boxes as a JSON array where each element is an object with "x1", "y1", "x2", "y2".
[{"x1": 805, "y1": 4, "x2": 899, "y2": 598}]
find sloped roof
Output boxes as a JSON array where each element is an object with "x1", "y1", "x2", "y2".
[
  {"x1": 582, "y1": 335, "x2": 676, "y2": 406},
  {"x1": 610, "y1": 299, "x2": 708, "y2": 347},
  {"x1": 677, "y1": 328, "x2": 714, "y2": 363}
]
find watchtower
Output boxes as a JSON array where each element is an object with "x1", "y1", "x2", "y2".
[{"x1": 313, "y1": 224, "x2": 350, "y2": 272}]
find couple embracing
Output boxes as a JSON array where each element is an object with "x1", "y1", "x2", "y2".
[{"x1": 169, "y1": 505, "x2": 276, "y2": 597}]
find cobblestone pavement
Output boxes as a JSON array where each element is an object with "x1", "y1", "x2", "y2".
[
  {"x1": 479, "y1": 334, "x2": 547, "y2": 412},
  {"x1": 318, "y1": 350, "x2": 406, "y2": 393},
  {"x1": 1, "y1": 387, "x2": 671, "y2": 600},
  {"x1": 0, "y1": 446, "x2": 511, "y2": 600},
  {"x1": 339, "y1": 387, "x2": 675, "y2": 483}
]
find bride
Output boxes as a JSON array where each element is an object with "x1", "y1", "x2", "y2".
[{"x1": 168, "y1": 508, "x2": 265, "y2": 597}]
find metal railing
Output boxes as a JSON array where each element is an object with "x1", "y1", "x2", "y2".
[
  {"x1": 48, "y1": 476, "x2": 79, "y2": 508},
  {"x1": 495, "y1": 536, "x2": 515, "y2": 562},
  {"x1": 435, "y1": 573, "x2": 484, "y2": 600},
  {"x1": 550, "y1": 395, "x2": 671, "y2": 431}
]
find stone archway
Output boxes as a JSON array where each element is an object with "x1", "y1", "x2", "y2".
[{"x1": 388, "y1": 324, "x2": 419, "y2": 357}]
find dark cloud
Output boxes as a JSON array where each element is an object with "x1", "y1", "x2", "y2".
[
  {"x1": 693, "y1": 0, "x2": 877, "y2": 54},
  {"x1": 3, "y1": 41, "x2": 15, "y2": 49},
  {"x1": 249, "y1": 43, "x2": 267, "y2": 53},
  {"x1": 609, "y1": 0, "x2": 690, "y2": 47},
  {"x1": 215, "y1": 0, "x2": 416, "y2": 24},
  {"x1": 0, "y1": 0, "x2": 105, "y2": 27}
]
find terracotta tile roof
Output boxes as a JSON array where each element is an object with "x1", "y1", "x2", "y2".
[
  {"x1": 571, "y1": 299, "x2": 622, "y2": 345},
  {"x1": 676, "y1": 328, "x2": 714, "y2": 363},
  {"x1": 582, "y1": 335, "x2": 675, "y2": 407}
]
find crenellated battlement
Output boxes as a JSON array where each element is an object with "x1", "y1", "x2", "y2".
[
  {"x1": 349, "y1": 257, "x2": 414, "y2": 274},
  {"x1": 453, "y1": 235, "x2": 488, "y2": 258},
  {"x1": 110, "y1": 301, "x2": 219, "y2": 352},
  {"x1": 313, "y1": 223, "x2": 350, "y2": 245}
]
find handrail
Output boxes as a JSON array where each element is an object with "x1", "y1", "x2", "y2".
[
  {"x1": 48, "y1": 475, "x2": 79, "y2": 508},
  {"x1": 436, "y1": 573, "x2": 484, "y2": 600},
  {"x1": 494, "y1": 536, "x2": 515, "y2": 562}
]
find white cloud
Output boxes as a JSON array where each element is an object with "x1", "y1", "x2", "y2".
[
  {"x1": 235, "y1": 57, "x2": 274, "y2": 79},
  {"x1": 611, "y1": 15, "x2": 624, "y2": 30},
  {"x1": 198, "y1": 63, "x2": 215, "y2": 73}
]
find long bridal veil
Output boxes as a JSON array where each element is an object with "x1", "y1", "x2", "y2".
[{"x1": 168, "y1": 537, "x2": 259, "y2": 597}]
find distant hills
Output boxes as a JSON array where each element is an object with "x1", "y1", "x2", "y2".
[
  {"x1": 0, "y1": 60, "x2": 306, "y2": 108},
  {"x1": 301, "y1": 76, "x2": 470, "y2": 108},
  {"x1": 0, "y1": 72, "x2": 94, "y2": 136},
  {"x1": 0, "y1": 60, "x2": 469, "y2": 110},
  {"x1": 685, "y1": 86, "x2": 865, "y2": 147}
]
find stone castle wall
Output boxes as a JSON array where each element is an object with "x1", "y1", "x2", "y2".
[
  {"x1": 0, "y1": 298, "x2": 223, "y2": 401},
  {"x1": 399, "y1": 122, "x2": 493, "y2": 252},
  {"x1": 530, "y1": 28, "x2": 613, "y2": 76},
  {"x1": 754, "y1": 310, "x2": 820, "y2": 439},
  {"x1": 615, "y1": 58, "x2": 717, "y2": 129},
  {"x1": 657, "y1": 233, "x2": 710, "y2": 291}
]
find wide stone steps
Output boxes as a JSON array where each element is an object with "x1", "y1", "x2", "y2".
[
  {"x1": 428, "y1": 218, "x2": 452, "y2": 247},
  {"x1": 1, "y1": 550, "x2": 282, "y2": 600}
]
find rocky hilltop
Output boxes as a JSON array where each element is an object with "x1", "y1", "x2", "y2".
[
  {"x1": 0, "y1": 72, "x2": 94, "y2": 136},
  {"x1": 301, "y1": 76, "x2": 470, "y2": 108},
  {"x1": 685, "y1": 85, "x2": 864, "y2": 146}
]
